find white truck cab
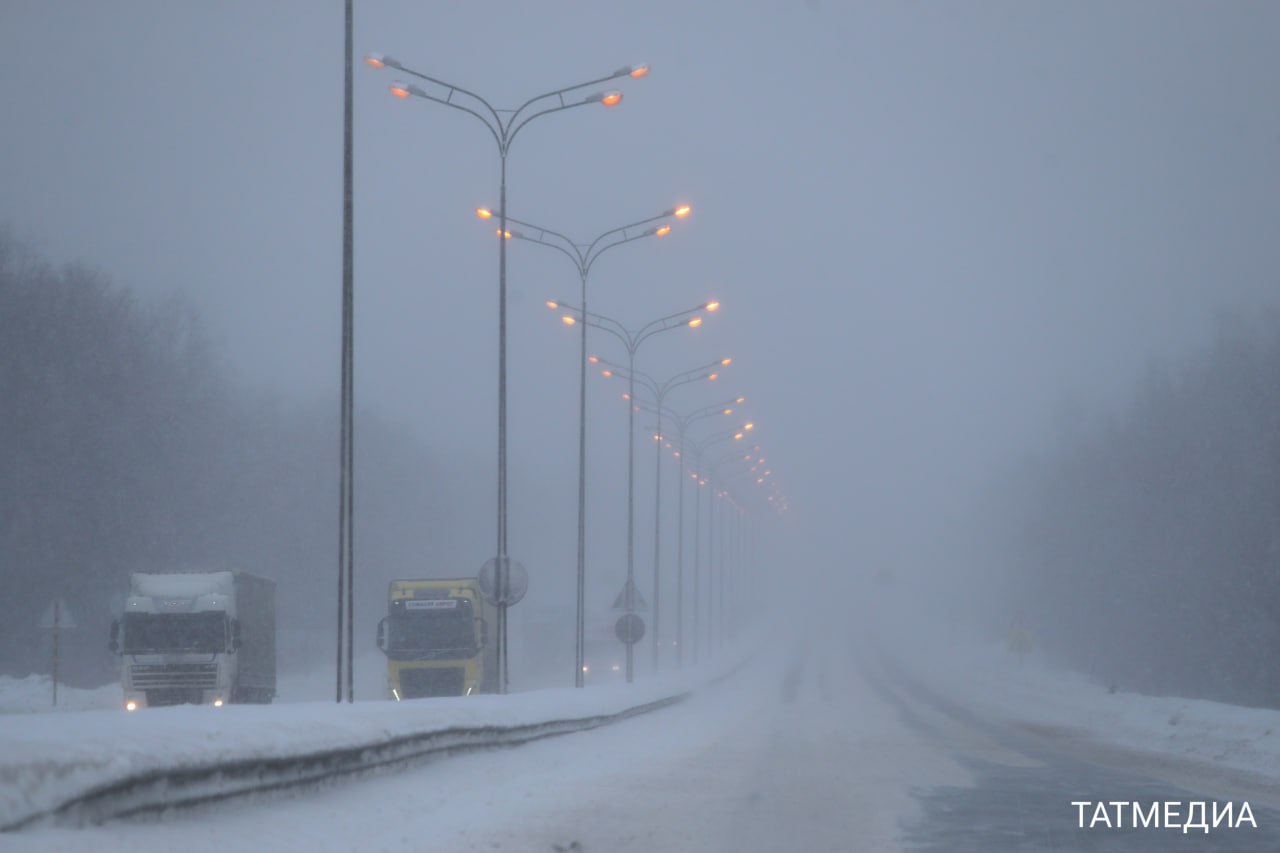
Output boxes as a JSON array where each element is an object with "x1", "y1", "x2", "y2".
[{"x1": 110, "y1": 571, "x2": 275, "y2": 709}]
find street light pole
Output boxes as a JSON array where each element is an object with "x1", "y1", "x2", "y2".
[
  {"x1": 486, "y1": 205, "x2": 690, "y2": 687},
  {"x1": 366, "y1": 53, "x2": 647, "y2": 693},
  {"x1": 595, "y1": 360, "x2": 733, "y2": 671},
  {"x1": 708, "y1": 464, "x2": 767, "y2": 650},
  {"x1": 693, "y1": 459, "x2": 705, "y2": 664},
  {"x1": 554, "y1": 301, "x2": 719, "y2": 681},
  {"x1": 336, "y1": 0, "x2": 355, "y2": 704},
  {"x1": 638, "y1": 398, "x2": 745, "y2": 667},
  {"x1": 695, "y1": 439, "x2": 764, "y2": 656}
]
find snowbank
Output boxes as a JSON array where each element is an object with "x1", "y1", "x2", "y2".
[
  {"x1": 0, "y1": 657, "x2": 722, "y2": 830},
  {"x1": 0, "y1": 676, "x2": 120, "y2": 714},
  {"x1": 891, "y1": 634, "x2": 1280, "y2": 781}
]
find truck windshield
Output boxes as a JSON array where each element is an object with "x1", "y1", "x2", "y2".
[
  {"x1": 387, "y1": 598, "x2": 477, "y2": 656},
  {"x1": 122, "y1": 612, "x2": 227, "y2": 654}
]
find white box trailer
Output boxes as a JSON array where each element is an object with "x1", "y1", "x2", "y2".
[{"x1": 110, "y1": 571, "x2": 276, "y2": 709}]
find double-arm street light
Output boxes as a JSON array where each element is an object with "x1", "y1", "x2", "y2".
[
  {"x1": 711, "y1": 466, "x2": 764, "y2": 644},
  {"x1": 708, "y1": 449, "x2": 780, "y2": 649},
  {"x1": 551, "y1": 301, "x2": 719, "y2": 681},
  {"x1": 481, "y1": 205, "x2": 689, "y2": 687},
  {"x1": 636, "y1": 398, "x2": 745, "y2": 667},
  {"x1": 594, "y1": 359, "x2": 734, "y2": 671},
  {"x1": 698, "y1": 443, "x2": 781, "y2": 646},
  {"x1": 689, "y1": 436, "x2": 762, "y2": 658},
  {"x1": 365, "y1": 52, "x2": 648, "y2": 692}
]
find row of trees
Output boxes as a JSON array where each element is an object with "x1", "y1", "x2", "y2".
[
  {"x1": 1005, "y1": 311, "x2": 1280, "y2": 707},
  {"x1": 0, "y1": 232, "x2": 469, "y2": 686}
]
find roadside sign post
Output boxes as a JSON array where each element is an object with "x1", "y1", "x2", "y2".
[
  {"x1": 478, "y1": 558, "x2": 529, "y2": 693},
  {"x1": 39, "y1": 599, "x2": 77, "y2": 707}
]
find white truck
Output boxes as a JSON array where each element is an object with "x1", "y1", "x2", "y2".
[{"x1": 109, "y1": 571, "x2": 276, "y2": 709}]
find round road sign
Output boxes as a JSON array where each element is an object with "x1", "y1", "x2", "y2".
[
  {"x1": 478, "y1": 558, "x2": 529, "y2": 606},
  {"x1": 615, "y1": 613, "x2": 645, "y2": 645}
]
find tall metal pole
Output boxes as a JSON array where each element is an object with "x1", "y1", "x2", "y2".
[
  {"x1": 625, "y1": 352, "x2": 637, "y2": 682},
  {"x1": 369, "y1": 58, "x2": 645, "y2": 696},
  {"x1": 496, "y1": 154, "x2": 510, "y2": 693},
  {"x1": 575, "y1": 269, "x2": 588, "y2": 687},
  {"x1": 506, "y1": 209, "x2": 684, "y2": 689},
  {"x1": 675, "y1": 445, "x2": 685, "y2": 668},
  {"x1": 692, "y1": 469, "x2": 701, "y2": 664},
  {"x1": 706, "y1": 480, "x2": 716, "y2": 656},
  {"x1": 718, "y1": 492, "x2": 727, "y2": 654},
  {"x1": 729, "y1": 499, "x2": 735, "y2": 643},
  {"x1": 730, "y1": 505, "x2": 739, "y2": 643},
  {"x1": 751, "y1": 522, "x2": 759, "y2": 626},
  {"x1": 337, "y1": 0, "x2": 355, "y2": 704},
  {"x1": 651, "y1": 410, "x2": 663, "y2": 670},
  {"x1": 563, "y1": 303, "x2": 712, "y2": 682}
]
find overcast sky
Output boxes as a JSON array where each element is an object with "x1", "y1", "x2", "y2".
[{"x1": 3, "y1": 1, "x2": 1277, "y2": 615}]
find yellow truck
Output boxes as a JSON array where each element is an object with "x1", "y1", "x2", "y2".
[{"x1": 376, "y1": 578, "x2": 498, "y2": 699}]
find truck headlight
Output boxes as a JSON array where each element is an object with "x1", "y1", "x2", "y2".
[
  {"x1": 125, "y1": 700, "x2": 138, "y2": 712},
  {"x1": 213, "y1": 698, "x2": 224, "y2": 708}
]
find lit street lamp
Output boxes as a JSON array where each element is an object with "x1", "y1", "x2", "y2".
[
  {"x1": 365, "y1": 52, "x2": 647, "y2": 692},
  {"x1": 483, "y1": 204, "x2": 690, "y2": 686},
  {"x1": 635, "y1": 398, "x2": 745, "y2": 667},
  {"x1": 552, "y1": 301, "x2": 719, "y2": 681},
  {"x1": 689, "y1": 436, "x2": 762, "y2": 657},
  {"x1": 708, "y1": 456, "x2": 776, "y2": 649},
  {"x1": 594, "y1": 358, "x2": 734, "y2": 671}
]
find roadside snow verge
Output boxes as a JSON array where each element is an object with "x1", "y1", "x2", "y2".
[
  {"x1": 0, "y1": 670, "x2": 703, "y2": 832},
  {"x1": 885, "y1": 635, "x2": 1280, "y2": 782}
]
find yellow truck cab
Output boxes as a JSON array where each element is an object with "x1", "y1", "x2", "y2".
[{"x1": 376, "y1": 578, "x2": 498, "y2": 699}]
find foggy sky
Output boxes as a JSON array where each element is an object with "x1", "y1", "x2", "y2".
[{"x1": 3, "y1": 1, "x2": 1277, "y2": 617}]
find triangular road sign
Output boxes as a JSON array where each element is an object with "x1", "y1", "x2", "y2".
[{"x1": 611, "y1": 579, "x2": 648, "y2": 612}]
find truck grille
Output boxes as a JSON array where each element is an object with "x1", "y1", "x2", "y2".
[
  {"x1": 399, "y1": 666, "x2": 465, "y2": 698},
  {"x1": 131, "y1": 663, "x2": 218, "y2": 690},
  {"x1": 144, "y1": 688, "x2": 206, "y2": 706}
]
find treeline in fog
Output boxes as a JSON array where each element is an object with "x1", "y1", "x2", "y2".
[
  {"x1": 0, "y1": 232, "x2": 466, "y2": 686},
  {"x1": 1008, "y1": 311, "x2": 1280, "y2": 707}
]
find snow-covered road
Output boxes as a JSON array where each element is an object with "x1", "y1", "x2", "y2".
[
  {"x1": 10, "y1": 619, "x2": 1280, "y2": 850},
  {"x1": 8, "y1": 637, "x2": 969, "y2": 852}
]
